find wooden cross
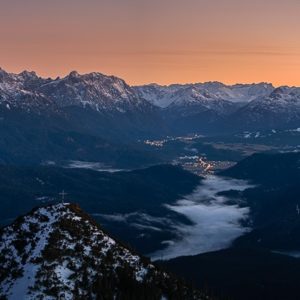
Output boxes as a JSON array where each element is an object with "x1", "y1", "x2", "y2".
[{"x1": 59, "y1": 190, "x2": 68, "y2": 203}]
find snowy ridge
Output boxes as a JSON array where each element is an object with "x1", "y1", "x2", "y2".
[
  {"x1": 135, "y1": 82, "x2": 300, "y2": 129},
  {"x1": 233, "y1": 86, "x2": 300, "y2": 126},
  {"x1": 38, "y1": 71, "x2": 151, "y2": 113},
  {"x1": 1, "y1": 67, "x2": 299, "y2": 130},
  {"x1": 0, "y1": 68, "x2": 54, "y2": 112},
  {"x1": 0, "y1": 203, "x2": 207, "y2": 299},
  {"x1": 248, "y1": 86, "x2": 300, "y2": 112},
  {"x1": 134, "y1": 82, "x2": 274, "y2": 108},
  {"x1": 0, "y1": 68, "x2": 153, "y2": 114}
]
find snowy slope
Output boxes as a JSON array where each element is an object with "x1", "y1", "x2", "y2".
[
  {"x1": 248, "y1": 86, "x2": 300, "y2": 112},
  {"x1": 0, "y1": 68, "x2": 154, "y2": 114},
  {"x1": 135, "y1": 82, "x2": 300, "y2": 130},
  {"x1": 38, "y1": 71, "x2": 153, "y2": 113},
  {"x1": 0, "y1": 68, "x2": 163, "y2": 141},
  {"x1": 231, "y1": 86, "x2": 300, "y2": 128},
  {"x1": 0, "y1": 203, "x2": 207, "y2": 300},
  {"x1": 0, "y1": 68, "x2": 54, "y2": 112},
  {"x1": 1, "y1": 66, "x2": 299, "y2": 132},
  {"x1": 134, "y1": 82, "x2": 274, "y2": 108}
]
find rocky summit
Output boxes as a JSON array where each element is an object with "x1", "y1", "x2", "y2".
[{"x1": 0, "y1": 203, "x2": 209, "y2": 300}]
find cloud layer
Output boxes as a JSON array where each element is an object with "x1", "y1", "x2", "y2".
[{"x1": 150, "y1": 176, "x2": 253, "y2": 260}]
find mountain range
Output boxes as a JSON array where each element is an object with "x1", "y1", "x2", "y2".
[
  {"x1": 0, "y1": 67, "x2": 162, "y2": 138},
  {"x1": 135, "y1": 82, "x2": 300, "y2": 133},
  {"x1": 1, "y1": 67, "x2": 300, "y2": 165},
  {"x1": 1, "y1": 68, "x2": 300, "y2": 134}
]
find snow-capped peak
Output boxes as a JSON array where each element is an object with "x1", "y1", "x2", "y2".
[
  {"x1": 37, "y1": 71, "x2": 151, "y2": 112},
  {"x1": 0, "y1": 67, "x2": 155, "y2": 114},
  {"x1": 18, "y1": 70, "x2": 38, "y2": 80},
  {"x1": 68, "y1": 70, "x2": 80, "y2": 78},
  {"x1": 134, "y1": 82, "x2": 275, "y2": 108}
]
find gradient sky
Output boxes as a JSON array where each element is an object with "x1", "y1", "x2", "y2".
[{"x1": 0, "y1": 0, "x2": 299, "y2": 86}]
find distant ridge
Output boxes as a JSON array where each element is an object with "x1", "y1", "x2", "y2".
[{"x1": 0, "y1": 66, "x2": 300, "y2": 141}]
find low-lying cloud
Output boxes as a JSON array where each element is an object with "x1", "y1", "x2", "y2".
[
  {"x1": 93, "y1": 176, "x2": 254, "y2": 260},
  {"x1": 150, "y1": 176, "x2": 254, "y2": 260},
  {"x1": 66, "y1": 160, "x2": 125, "y2": 173},
  {"x1": 93, "y1": 212, "x2": 174, "y2": 232}
]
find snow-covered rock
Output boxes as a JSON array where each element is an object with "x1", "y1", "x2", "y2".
[
  {"x1": 38, "y1": 71, "x2": 153, "y2": 113},
  {"x1": 0, "y1": 66, "x2": 299, "y2": 132},
  {"x1": 0, "y1": 203, "x2": 207, "y2": 299},
  {"x1": 0, "y1": 68, "x2": 53, "y2": 112},
  {"x1": 0, "y1": 68, "x2": 154, "y2": 114},
  {"x1": 134, "y1": 82, "x2": 274, "y2": 109},
  {"x1": 231, "y1": 86, "x2": 300, "y2": 129}
]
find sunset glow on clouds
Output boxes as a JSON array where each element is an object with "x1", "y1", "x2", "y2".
[{"x1": 1, "y1": 0, "x2": 299, "y2": 86}]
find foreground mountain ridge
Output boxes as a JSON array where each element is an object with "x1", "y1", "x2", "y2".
[{"x1": 0, "y1": 203, "x2": 208, "y2": 300}]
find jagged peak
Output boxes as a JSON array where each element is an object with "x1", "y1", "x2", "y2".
[
  {"x1": 18, "y1": 70, "x2": 38, "y2": 79},
  {"x1": 268, "y1": 86, "x2": 300, "y2": 99},
  {"x1": 272, "y1": 86, "x2": 291, "y2": 93},
  {"x1": 68, "y1": 70, "x2": 80, "y2": 78},
  {"x1": 0, "y1": 67, "x2": 10, "y2": 80}
]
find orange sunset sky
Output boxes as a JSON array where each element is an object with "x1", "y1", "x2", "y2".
[{"x1": 0, "y1": 0, "x2": 299, "y2": 86}]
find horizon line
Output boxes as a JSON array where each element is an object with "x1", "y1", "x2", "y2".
[{"x1": 1, "y1": 66, "x2": 297, "y2": 89}]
